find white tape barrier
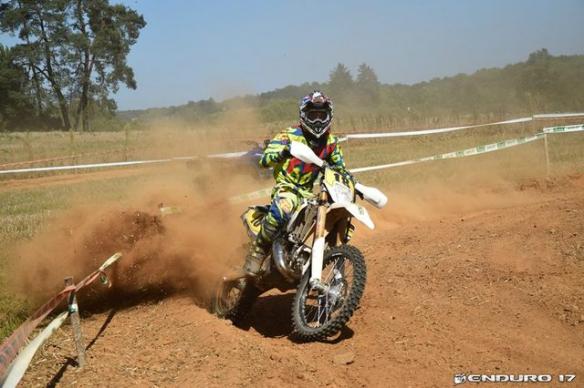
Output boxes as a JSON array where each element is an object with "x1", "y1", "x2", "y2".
[
  {"x1": 534, "y1": 113, "x2": 584, "y2": 119},
  {"x1": 342, "y1": 117, "x2": 532, "y2": 140},
  {"x1": 350, "y1": 134, "x2": 544, "y2": 173},
  {"x1": 207, "y1": 151, "x2": 248, "y2": 159},
  {"x1": 1, "y1": 312, "x2": 68, "y2": 388},
  {"x1": 542, "y1": 124, "x2": 584, "y2": 134},
  {"x1": 338, "y1": 113, "x2": 584, "y2": 141},
  {"x1": 0, "y1": 151, "x2": 261, "y2": 176},
  {"x1": 0, "y1": 158, "x2": 174, "y2": 175}
]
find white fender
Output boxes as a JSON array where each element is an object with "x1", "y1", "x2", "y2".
[{"x1": 328, "y1": 202, "x2": 375, "y2": 230}]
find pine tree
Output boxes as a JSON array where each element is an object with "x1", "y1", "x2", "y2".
[
  {"x1": 328, "y1": 63, "x2": 354, "y2": 101},
  {"x1": 0, "y1": 0, "x2": 145, "y2": 130},
  {"x1": 356, "y1": 63, "x2": 380, "y2": 103}
]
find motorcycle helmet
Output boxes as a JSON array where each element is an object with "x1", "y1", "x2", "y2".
[{"x1": 299, "y1": 91, "x2": 334, "y2": 139}]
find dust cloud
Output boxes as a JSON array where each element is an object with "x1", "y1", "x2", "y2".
[
  {"x1": 9, "y1": 176, "x2": 251, "y2": 308},
  {"x1": 134, "y1": 99, "x2": 270, "y2": 160},
  {"x1": 6, "y1": 116, "x2": 270, "y2": 309},
  {"x1": 361, "y1": 147, "x2": 557, "y2": 230}
]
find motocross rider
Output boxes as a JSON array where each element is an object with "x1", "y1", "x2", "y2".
[{"x1": 243, "y1": 91, "x2": 349, "y2": 276}]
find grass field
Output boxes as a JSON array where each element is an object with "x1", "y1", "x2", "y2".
[
  {"x1": 0, "y1": 117, "x2": 583, "y2": 341},
  {"x1": 2, "y1": 116, "x2": 582, "y2": 168}
]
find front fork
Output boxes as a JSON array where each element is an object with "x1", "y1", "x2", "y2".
[{"x1": 310, "y1": 191, "x2": 328, "y2": 289}]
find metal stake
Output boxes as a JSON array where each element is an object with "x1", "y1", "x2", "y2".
[
  {"x1": 64, "y1": 277, "x2": 86, "y2": 368},
  {"x1": 543, "y1": 133, "x2": 551, "y2": 176}
]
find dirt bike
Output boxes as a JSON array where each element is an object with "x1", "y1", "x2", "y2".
[{"x1": 212, "y1": 141, "x2": 387, "y2": 341}]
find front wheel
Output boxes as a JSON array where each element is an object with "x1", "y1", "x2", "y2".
[{"x1": 291, "y1": 245, "x2": 366, "y2": 341}]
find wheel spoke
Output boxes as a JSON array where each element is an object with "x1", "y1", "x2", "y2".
[
  {"x1": 306, "y1": 303, "x2": 319, "y2": 323},
  {"x1": 293, "y1": 246, "x2": 366, "y2": 340},
  {"x1": 317, "y1": 294, "x2": 327, "y2": 325},
  {"x1": 301, "y1": 253, "x2": 357, "y2": 328}
]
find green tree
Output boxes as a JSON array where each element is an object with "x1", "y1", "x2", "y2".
[
  {"x1": 355, "y1": 63, "x2": 380, "y2": 103},
  {"x1": 517, "y1": 48, "x2": 559, "y2": 112},
  {"x1": 0, "y1": 43, "x2": 34, "y2": 129},
  {"x1": 328, "y1": 63, "x2": 353, "y2": 100},
  {"x1": 70, "y1": 0, "x2": 145, "y2": 131},
  {"x1": 1, "y1": 0, "x2": 73, "y2": 129},
  {"x1": 0, "y1": 0, "x2": 145, "y2": 131}
]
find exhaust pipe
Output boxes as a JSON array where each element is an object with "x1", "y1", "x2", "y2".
[{"x1": 272, "y1": 239, "x2": 296, "y2": 282}]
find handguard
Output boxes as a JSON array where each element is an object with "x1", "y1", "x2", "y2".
[{"x1": 355, "y1": 183, "x2": 388, "y2": 209}]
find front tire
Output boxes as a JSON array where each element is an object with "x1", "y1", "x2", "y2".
[{"x1": 291, "y1": 245, "x2": 366, "y2": 341}]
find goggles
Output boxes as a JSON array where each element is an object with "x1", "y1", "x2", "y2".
[{"x1": 305, "y1": 109, "x2": 329, "y2": 122}]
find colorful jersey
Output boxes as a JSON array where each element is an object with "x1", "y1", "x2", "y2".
[{"x1": 259, "y1": 127, "x2": 346, "y2": 196}]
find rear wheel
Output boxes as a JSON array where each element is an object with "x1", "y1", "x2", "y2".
[
  {"x1": 212, "y1": 278, "x2": 260, "y2": 325},
  {"x1": 291, "y1": 245, "x2": 366, "y2": 341}
]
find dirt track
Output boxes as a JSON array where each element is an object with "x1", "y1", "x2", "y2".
[{"x1": 20, "y1": 175, "x2": 584, "y2": 387}]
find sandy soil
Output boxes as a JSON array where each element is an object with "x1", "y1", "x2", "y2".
[{"x1": 17, "y1": 174, "x2": 584, "y2": 387}]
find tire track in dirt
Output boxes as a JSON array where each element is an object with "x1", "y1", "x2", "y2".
[{"x1": 20, "y1": 175, "x2": 584, "y2": 387}]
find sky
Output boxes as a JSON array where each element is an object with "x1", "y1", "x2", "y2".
[{"x1": 2, "y1": 0, "x2": 584, "y2": 110}]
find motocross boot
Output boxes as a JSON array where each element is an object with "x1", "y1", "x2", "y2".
[
  {"x1": 243, "y1": 219, "x2": 278, "y2": 276},
  {"x1": 243, "y1": 239, "x2": 269, "y2": 276}
]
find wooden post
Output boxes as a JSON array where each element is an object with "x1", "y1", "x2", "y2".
[
  {"x1": 543, "y1": 133, "x2": 551, "y2": 177},
  {"x1": 124, "y1": 121, "x2": 130, "y2": 162},
  {"x1": 64, "y1": 277, "x2": 86, "y2": 368},
  {"x1": 69, "y1": 130, "x2": 76, "y2": 172}
]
